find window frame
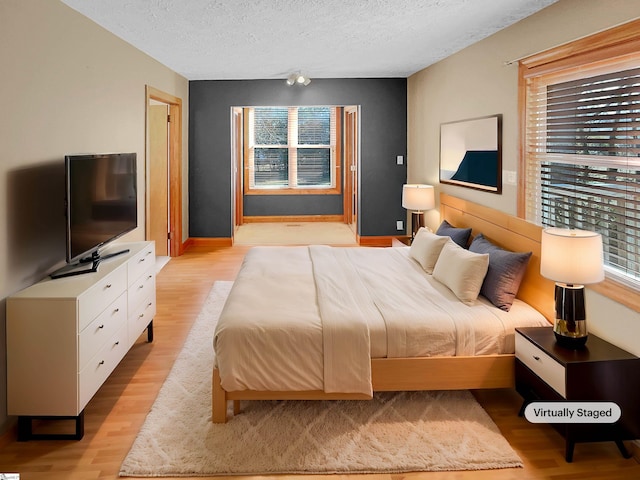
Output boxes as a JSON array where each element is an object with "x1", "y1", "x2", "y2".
[
  {"x1": 518, "y1": 18, "x2": 640, "y2": 313},
  {"x1": 243, "y1": 106, "x2": 342, "y2": 195}
]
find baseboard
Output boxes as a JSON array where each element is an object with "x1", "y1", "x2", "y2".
[
  {"x1": 358, "y1": 236, "x2": 396, "y2": 247},
  {"x1": 184, "y1": 235, "x2": 398, "y2": 248},
  {"x1": 184, "y1": 237, "x2": 233, "y2": 249},
  {"x1": 242, "y1": 215, "x2": 344, "y2": 223}
]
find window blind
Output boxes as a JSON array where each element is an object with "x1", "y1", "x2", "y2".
[
  {"x1": 253, "y1": 107, "x2": 288, "y2": 145},
  {"x1": 296, "y1": 107, "x2": 334, "y2": 186},
  {"x1": 524, "y1": 59, "x2": 640, "y2": 285},
  {"x1": 249, "y1": 106, "x2": 336, "y2": 189}
]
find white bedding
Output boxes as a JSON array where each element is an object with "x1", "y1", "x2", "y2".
[{"x1": 213, "y1": 245, "x2": 548, "y2": 396}]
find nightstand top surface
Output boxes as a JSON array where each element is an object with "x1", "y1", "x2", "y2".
[{"x1": 516, "y1": 326, "x2": 638, "y2": 364}]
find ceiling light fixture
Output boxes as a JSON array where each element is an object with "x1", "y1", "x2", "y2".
[{"x1": 286, "y1": 73, "x2": 311, "y2": 86}]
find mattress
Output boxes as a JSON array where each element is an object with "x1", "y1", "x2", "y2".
[{"x1": 213, "y1": 245, "x2": 548, "y2": 395}]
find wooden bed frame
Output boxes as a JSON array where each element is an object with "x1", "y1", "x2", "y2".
[{"x1": 212, "y1": 193, "x2": 555, "y2": 423}]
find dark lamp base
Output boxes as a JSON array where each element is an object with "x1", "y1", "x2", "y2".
[
  {"x1": 554, "y1": 331, "x2": 588, "y2": 349},
  {"x1": 411, "y1": 212, "x2": 425, "y2": 240},
  {"x1": 553, "y1": 284, "x2": 588, "y2": 349}
]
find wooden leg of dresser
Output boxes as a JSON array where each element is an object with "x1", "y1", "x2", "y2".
[
  {"x1": 17, "y1": 411, "x2": 84, "y2": 441},
  {"x1": 146, "y1": 320, "x2": 154, "y2": 342},
  {"x1": 17, "y1": 416, "x2": 31, "y2": 442}
]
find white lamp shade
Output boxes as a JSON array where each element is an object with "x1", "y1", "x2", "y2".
[
  {"x1": 402, "y1": 184, "x2": 435, "y2": 211},
  {"x1": 541, "y1": 228, "x2": 604, "y2": 285}
]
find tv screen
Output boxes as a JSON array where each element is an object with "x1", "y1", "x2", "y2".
[{"x1": 65, "y1": 153, "x2": 137, "y2": 263}]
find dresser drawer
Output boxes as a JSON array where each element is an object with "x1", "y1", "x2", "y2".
[
  {"x1": 79, "y1": 324, "x2": 128, "y2": 409},
  {"x1": 78, "y1": 267, "x2": 127, "y2": 331},
  {"x1": 128, "y1": 268, "x2": 156, "y2": 313},
  {"x1": 78, "y1": 293, "x2": 127, "y2": 370},
  {"x1": 129, "y1": 295, "x2": 156, "y2": 347},
  {"x1": 128, "y1": 243, "x2": 155, "y2": 287},
  {"x1": 516, "y1": 333, "x2": 566, "y2": 397}
]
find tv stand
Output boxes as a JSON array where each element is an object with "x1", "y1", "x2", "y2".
[
  {"x1": 51, "y1": 248, "x2": 131, "y2": 279},
  {"x1": 7, "y1": 241, "x2": 156, "y2": 440}
]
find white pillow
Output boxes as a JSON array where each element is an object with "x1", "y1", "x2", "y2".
[
  {"x1": 432, "y1": 240, "x2": 490, "y2": 305},
  {"x1": 409, "y1": 228, "x2": 449, "y2": 274}
]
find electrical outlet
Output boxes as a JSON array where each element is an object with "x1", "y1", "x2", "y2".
[
  {"x1": 396, "y1": 220, "x2": 404, "y2": 230},
  {"x1": 396, "y1": 155, "x2": 404, "y2": 165}
]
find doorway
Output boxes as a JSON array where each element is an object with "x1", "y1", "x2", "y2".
[
  {"x1": 145, "y1": 86, "x2": 183, "y2": 257},
  {"x1": 231, "y1": 105, "x2": 360, "y2": 241}
]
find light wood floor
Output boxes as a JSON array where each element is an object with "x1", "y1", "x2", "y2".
[{"x1": 1, "y1": 245, "x2": 639, "y2": 480}]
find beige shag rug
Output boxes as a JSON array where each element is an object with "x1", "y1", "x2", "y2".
[{"x1": 120, "y1": 281, "x2": 522, "y2": 477}]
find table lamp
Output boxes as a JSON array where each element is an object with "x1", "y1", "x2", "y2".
[
  {"x1": 402, "y1": 184, "x2": 435, "y2": 240},
  {"x1": 540, "y1": 228, "x2": 604, "y2": 349}
]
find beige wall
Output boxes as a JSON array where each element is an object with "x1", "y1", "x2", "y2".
[
  {"x1": 0, "y1": 0, "x2": 189, "y2": 433},
  {"x1": 408, "y1": 0, "x2": 640, "y2": 356}
]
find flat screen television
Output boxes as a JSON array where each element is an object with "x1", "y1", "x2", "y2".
[{"x1": 54, "y1": 153, "x2": 137, "y2": 277}]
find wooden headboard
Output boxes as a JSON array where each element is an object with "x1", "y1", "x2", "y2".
[{"x1": 440, "y1": 193, "x2": 554, "y2": 323}]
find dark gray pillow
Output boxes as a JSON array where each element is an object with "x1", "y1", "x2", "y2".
[
  {"x1": 469, "y1": 234, "x2": 532, "y2": 311},
  {"x1": 435, "y1": 220, "x2": 472, "y2": 248}
]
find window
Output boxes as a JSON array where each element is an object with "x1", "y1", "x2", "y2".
[
  {"x1": 245, "y1": 106, "x2": 340, "y2": 194},
  {"x1": 519, "y1": 20, "x2": 640, "y2": 307}
]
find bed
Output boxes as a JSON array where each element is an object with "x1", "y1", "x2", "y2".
[{"x1": 212, "y1": 194, "x2": 555, "y2": 423}]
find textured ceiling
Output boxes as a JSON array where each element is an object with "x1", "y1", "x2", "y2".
[{"x1": 60, "y1": 0, "x2": 558, "y2": 80}]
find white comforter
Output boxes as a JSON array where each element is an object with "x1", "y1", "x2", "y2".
[{"x1": 213, "y1": 245, "x2": 547, "y2": 396}]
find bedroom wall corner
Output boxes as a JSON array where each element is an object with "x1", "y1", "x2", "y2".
[{"x1": 407, "y1": 0, "x2": 640, "y2": 358}]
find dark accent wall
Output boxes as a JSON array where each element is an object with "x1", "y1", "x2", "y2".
[{"x1": 189, "y1": 78, "x2": 407, "y2": 238}]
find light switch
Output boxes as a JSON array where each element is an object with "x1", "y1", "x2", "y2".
[
  {"x1": 396, "y1": 155, "x2": 404, "y2": 165},
  {"x1": 503, "y1": 170, "x2": 517, "y2": 185}
]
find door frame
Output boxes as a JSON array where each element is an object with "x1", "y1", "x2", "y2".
[
  {"x1": 344, "y1": 106, "x2": 359, "y2": 232},
  {"x1": 232, "y1": 107, "x2": 243, "y2": 237},
  {"x1": 145, "y1": 85, "x2": 183, "y2": 256}
]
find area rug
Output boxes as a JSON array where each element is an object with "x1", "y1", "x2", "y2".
[{"x1": 120, "y1": 281, "x2": 522, "y2": 477}]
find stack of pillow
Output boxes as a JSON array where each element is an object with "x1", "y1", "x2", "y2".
[{"x1": 408, "y1": 220, "x2": 531, "y2": 311}]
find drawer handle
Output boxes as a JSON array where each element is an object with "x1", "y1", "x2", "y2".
[
  {"x1": 147, "y1": 275, "x2": 153, "y2": 280},
  {"x1": 105, "y1": 284, "x2": 112, "y2": 289},
  {"x1": 114, "y1": 308, "x2": 120, "y2": 313},
  {"x1": 115, "y1": 341, "x2": 120, "y2": 346},
  {"x1": 533, "y1": 355, "x2": 541, "y2": 361},
  {"x1": 98, "y1": 324, "x2": 104, "y2": 329},
  {"x1": 99, "y1": 360, "x2": 105, "y2": 366},
  {"x1": 146, "y1": 250, "x2": 152, "y2": 256},
  {"x1": 138, "y1": 285, "x2": 144, "y2": 290},
  {"x1": 139, "y1": 258, "x2": 146, "y2": 263},
  {"x1": 139, "y1": 313, "x2": 145, "y2": 318},
  {"x1": 147, "y1": 302, "x2": 152, "y2": 307}
]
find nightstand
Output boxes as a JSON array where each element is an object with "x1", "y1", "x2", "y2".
[{"x1": 515, "y1": 327, "x2": 640, "y2": 462}]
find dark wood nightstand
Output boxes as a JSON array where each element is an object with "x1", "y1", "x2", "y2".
[{"x1": 515, "y1": 326, "x2": 640, "y2": 462}]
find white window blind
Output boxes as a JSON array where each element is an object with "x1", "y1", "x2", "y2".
[
  {"x1": 524, "y1": 57, "x2": 640, "y2": 286},
  {"x1": 248, "y1": 106, "x2": 336, "y2": 190},
  {"x1": 252, "y1": 107, "x2": 289, "y2": 187}
]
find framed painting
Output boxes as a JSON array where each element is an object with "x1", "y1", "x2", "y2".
[{"x1": 439, "y1": 114, "x2": 502, "y2": 193}]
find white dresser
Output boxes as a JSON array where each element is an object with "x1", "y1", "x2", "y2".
[{"x1": 7, "y1": 241, "x2": 156, "y2": 440}]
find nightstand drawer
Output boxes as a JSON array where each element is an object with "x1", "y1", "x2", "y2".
[{"x1": 516, "y1": 333, "x2": 566, "y2": 397}]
